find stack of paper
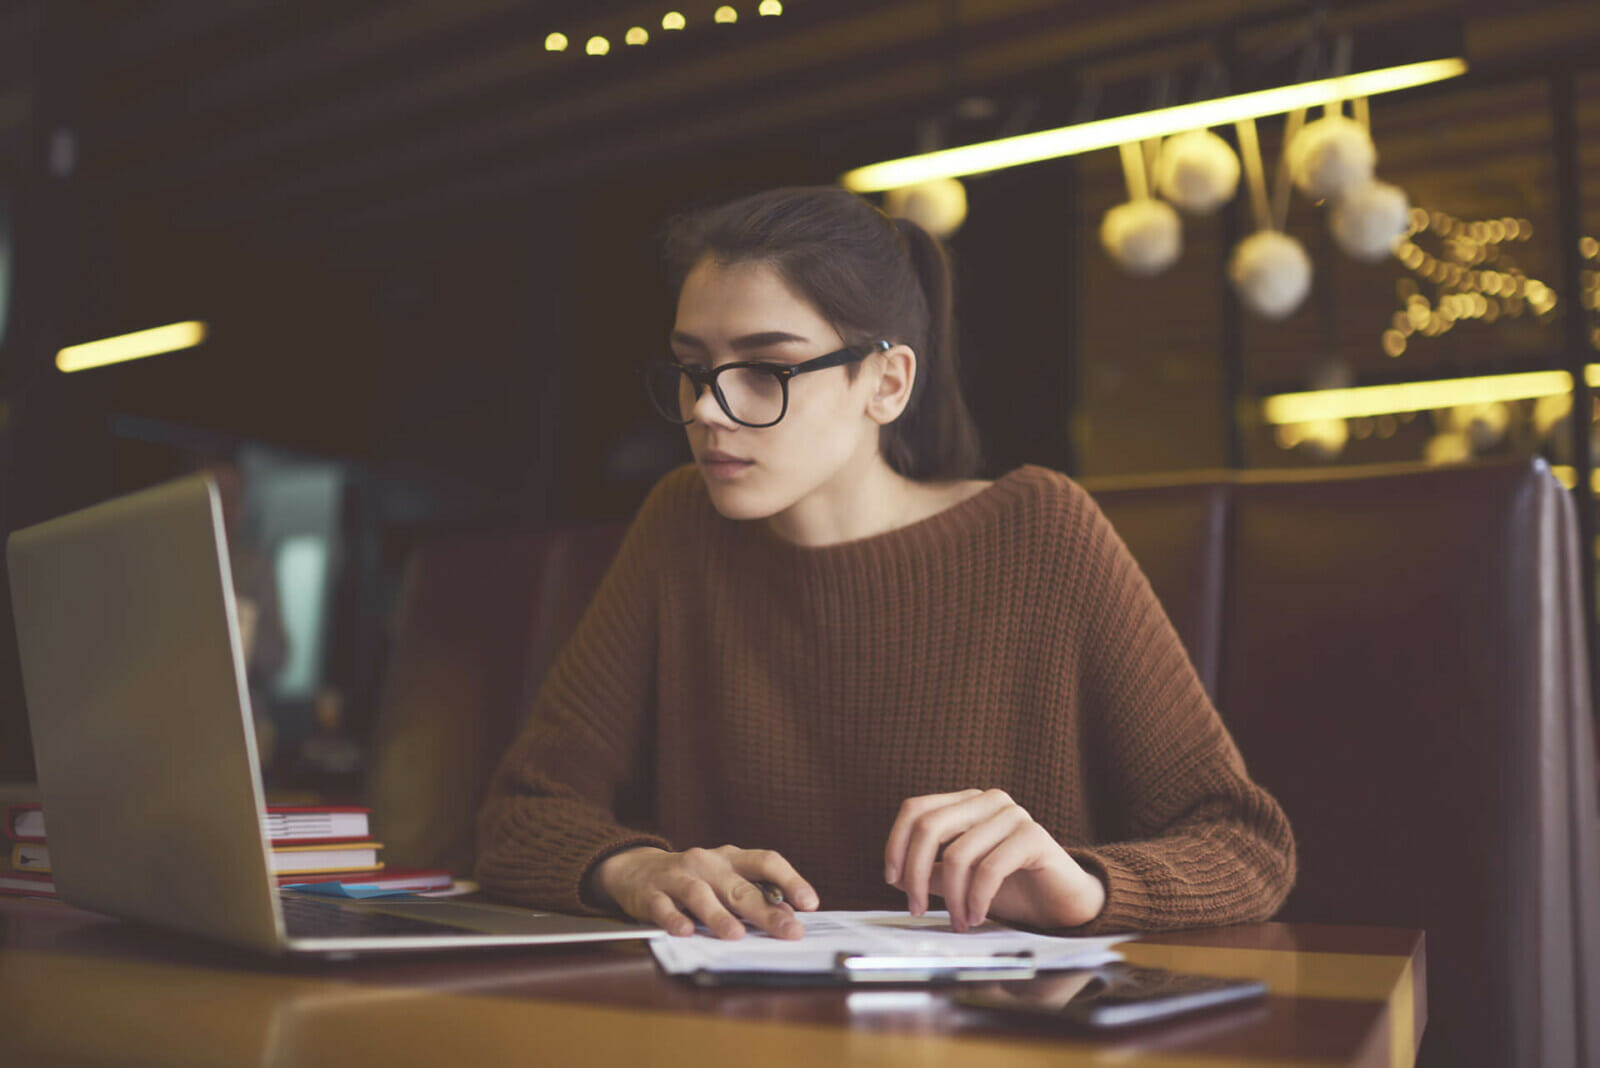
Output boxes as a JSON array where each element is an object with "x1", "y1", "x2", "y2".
[{"x1": 650, "y1": 910, "x2": 1128, "y2": 979}]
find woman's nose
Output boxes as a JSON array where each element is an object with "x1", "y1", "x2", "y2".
[{"x1": 691, "y1": 382, "x2": 738, "y2": 429}]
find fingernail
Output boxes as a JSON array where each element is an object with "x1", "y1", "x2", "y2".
[
  {"x1": 780, "y1": 920, "x2": 803, "y2": 939},
  {"x1": 885, "y1": 865, "x2": 899, "y2": 885},
  {"x1": 799, "y1": 889, "x2": 819, "y2": 909}
]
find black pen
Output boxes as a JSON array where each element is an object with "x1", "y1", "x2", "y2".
[{"x1": 752, "y1": 879, "x2": 786, "y2": 906}]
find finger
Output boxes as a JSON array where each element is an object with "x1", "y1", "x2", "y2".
[
  {"x1": 733, "y1": 848, "x2": 820, "y2": 912},
  {"x1": 644, "y1": 890, "x2": 696, "y2": 937},
  {"x1": 903, "y1": 790, "x2": 1018, "y2": 917},
  {"x1": 939, "y1": 807, "x2": 1031, "y2": 931},
  {"x1": 679, "y1": 879, "x2": 745, "y2": 940},
  {"x1": 722, "y1": 877, "x2": 804, "y2": 940},
  {"x1": 903, "y1": 792, "x2": 1000, "y2": 916},
  {"x1": 883, "y1": 789, "x2": 983, "y2": 886},
  {"x1": 967, "y1": 825, "x2": 1051, "y2": 929}
]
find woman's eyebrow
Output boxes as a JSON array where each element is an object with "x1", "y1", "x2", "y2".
[{"x1": 668, "y1": 330, "x2": 812, "y2": 352}]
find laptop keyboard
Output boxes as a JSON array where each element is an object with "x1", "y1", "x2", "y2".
[{"x1": 280, "y1": 893, "x2": 470, "y2": 939}]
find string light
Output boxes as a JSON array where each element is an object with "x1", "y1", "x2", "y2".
[
  {"x1": 541, "y1": 7, "x2": 768, "y2": 62},
  {"x1": 1381, "y1": 206, "x2": 1553, "y2": 358}
]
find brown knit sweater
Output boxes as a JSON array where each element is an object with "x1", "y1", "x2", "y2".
[{"x1": 477, "y1": 463, "x2": 1295, "y2": 934}]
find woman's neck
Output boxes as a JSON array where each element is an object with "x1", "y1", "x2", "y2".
[
  {"x1": 763, "y1": 449, "x2": 986, "y2": 549},
  {"x1": 762, "y1": 451, "x2": 919, "y2": 548}
]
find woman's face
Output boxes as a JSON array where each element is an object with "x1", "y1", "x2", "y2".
[{"x1": 670, "y1": 257, "x2": 888, "y2": 520}]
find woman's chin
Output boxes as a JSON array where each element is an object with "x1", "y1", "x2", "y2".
[{"x1": 702, "y1": 480, "x2": 775, "y2": 521}]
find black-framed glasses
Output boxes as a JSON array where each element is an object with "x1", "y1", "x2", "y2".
[{"x1": 639, "y1": 340, "x2": 891, "y2": 428}]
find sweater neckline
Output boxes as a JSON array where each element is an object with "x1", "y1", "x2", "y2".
[{"x1": 744, "y1": 464, "x2": 1043, "y2": 564}]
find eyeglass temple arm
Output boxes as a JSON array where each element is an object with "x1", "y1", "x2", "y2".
[{"x1": 792, "y1": 339, "x2": 891, "y2": 375}]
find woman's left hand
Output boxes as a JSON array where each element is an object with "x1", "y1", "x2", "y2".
[{"x1": 883, "y1": 788, "x2": 1107, "y2": 932}]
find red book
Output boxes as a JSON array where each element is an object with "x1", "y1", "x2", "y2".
[
  {"x1": 5, "y1": 803, "x2": 44, "y2": 843},
  {"x1": 13, "y1": 840, "x2": 386, "y2": 876},
  {"x1": 5, "y1": 803, "x2": 371, "y2": 845},
  {"x1": 0, "y1": 871, "x2": 55, "y2": 897}
]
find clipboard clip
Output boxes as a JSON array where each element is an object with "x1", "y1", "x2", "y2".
[{"x1": 833, "y1": 950, "x2": 1037, "y2": 983}]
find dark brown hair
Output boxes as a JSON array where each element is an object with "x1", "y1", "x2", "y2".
[{"x1": 660, "y1": 185, "x2": 982, "y2": 481}]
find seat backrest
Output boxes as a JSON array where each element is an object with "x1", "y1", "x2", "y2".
[
  {"x1": 1219, "y1": 459, "x2": 1600, "y2": 1068},
  {"x1": 365, "y1": 523, "x2": 625, "y2": 876}
]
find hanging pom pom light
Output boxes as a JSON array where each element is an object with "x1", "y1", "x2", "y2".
[
  {"x1": 1101, "y1": 141, "x2": 1182, "y2": 275},
  {"x1": 1226, "y1": 115, "x2": 1312, "y2": 319},
  {"x1": 1100, "y1": 201, "x2": 1182, "y2": 276},
  {"x1": 1330, "y1": 179, "x2": 1410, "y2": 261},
  {"x1": 884, "y1": 177, "x2": 969, "y2": 238},
  {"x1": 1286, "y1": 107, "x2": 1376, "y2": 201},
  {"x1": 1229, "y1": 230, "x2": 1313, "y2": 319},
  {"x1": 1153, "y1": 129, "x2": 1240, "y2": 215}
]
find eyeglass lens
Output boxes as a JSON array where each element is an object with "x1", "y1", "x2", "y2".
[{"x1": 646, "y1": 365, "x2": 785, "y2": 426}]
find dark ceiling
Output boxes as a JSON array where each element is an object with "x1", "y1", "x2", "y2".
[{"x1": 3, "y1": 0, "x2": 1594, "y2": 265}]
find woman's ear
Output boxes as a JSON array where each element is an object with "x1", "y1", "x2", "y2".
[{"x1": 865, "y1": 344, "x2": 917, "y2": 425}]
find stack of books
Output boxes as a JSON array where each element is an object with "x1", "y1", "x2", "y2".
[
  {"x1": 2, "y1": 802, "x2": 453, "y2": 898},
  {"x1": 0, "y1": 803, "x2": 51, "y2": 899}
]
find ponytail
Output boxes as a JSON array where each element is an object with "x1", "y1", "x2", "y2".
[
  {"x1": 885, "y1": 217, "x2": 983, "y2": 481},
  {"x1": 661, "y1": 186, "x2": 984, "y2": 482}
]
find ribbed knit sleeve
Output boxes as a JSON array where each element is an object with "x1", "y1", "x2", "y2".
[
  {"x1": 1064, "y1": 484, "x2": 1297, "y2": 934},
  {"x1": 474, "y1": 473, "x2": 683, "y2": 915}
]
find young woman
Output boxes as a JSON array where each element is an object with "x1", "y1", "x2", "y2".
[{"x1": 476, "y1": 186, "x2": 1295, "y2": 941}]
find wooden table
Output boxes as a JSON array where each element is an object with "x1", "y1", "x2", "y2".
[{"x1": 0, "y1": 897, "x2": 1425, "y2": 1067}]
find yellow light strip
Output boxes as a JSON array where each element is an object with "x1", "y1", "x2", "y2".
[
  {"x1": 840, "y1": 58, "x2": 1467, "y2": 192},
  {"x1": 56, "y1": 321, "x2": 208, "y2": 373},
  {"x1": 1548, "y1": 467, "x2": 1600, "y2": 495},
  {"x1": 1261, "y1": 368, "x2": 1578, "y2": 424}
]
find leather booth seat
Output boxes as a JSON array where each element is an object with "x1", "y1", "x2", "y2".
[{"x1": 367, "y1": 457, "x2": 1600, "y2": 1068}]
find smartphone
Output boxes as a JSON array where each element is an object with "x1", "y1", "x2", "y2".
[{"x1": 954, "y1": 963, "x2": 1267, "y2": 1029}]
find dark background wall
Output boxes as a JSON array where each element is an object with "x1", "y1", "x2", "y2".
[{"x1": 1, "y1": 0, "x2": 1597, "y2": 784}]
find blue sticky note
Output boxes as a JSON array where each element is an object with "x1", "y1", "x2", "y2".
[{"x1": 281, "y1": 882, "x2": 421, "y2": 899}]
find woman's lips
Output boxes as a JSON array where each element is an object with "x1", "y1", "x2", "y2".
[{"x1": 702, "y1": 457, "x2": 754, "y2": 478}]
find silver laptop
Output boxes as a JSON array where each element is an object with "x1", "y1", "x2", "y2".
[{"x1": 7, "y1": 474, "x2": 663, "y2": 958}]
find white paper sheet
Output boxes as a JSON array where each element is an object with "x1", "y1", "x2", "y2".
[{"x1": 648, "y1": 909, "x2": 1128, "y2": 976}]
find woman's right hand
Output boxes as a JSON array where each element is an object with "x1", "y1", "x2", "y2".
[{"x1": 592, "y1": 845, "x2": 820, "y2": 940}]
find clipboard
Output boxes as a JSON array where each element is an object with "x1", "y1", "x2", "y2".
[
  {"x1": 689, "y1": 950, "x2": 1038, "y2": 987},
  {"x1": 650, "y1": 910, "x2": 1128, "y2": 987}
]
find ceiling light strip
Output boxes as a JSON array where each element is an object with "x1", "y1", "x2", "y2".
[
  {"x1": 1261, "y1": 366, "x2": 1583, "y2": 425},
  {"x1": 841, "y1": 58, "x2": 1468, "y2": 192},
  {"x1": 56, "y1": 321, "x2": 208, "y2": 373}
]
